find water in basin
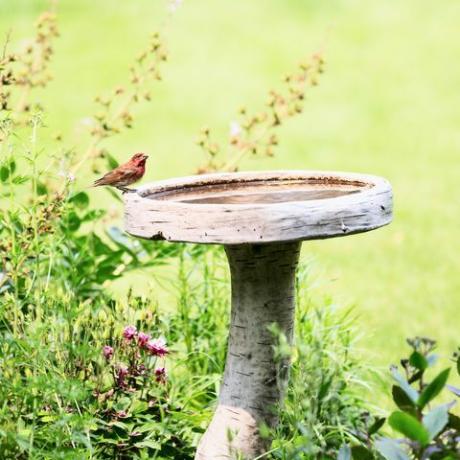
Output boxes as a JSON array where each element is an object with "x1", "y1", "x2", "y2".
[
  {"x1": 151, "y1": 180, "x2": 364, "y2": 205},
  {"x1": 178, "y1": 188, "x2": 357, "y2": 204}
]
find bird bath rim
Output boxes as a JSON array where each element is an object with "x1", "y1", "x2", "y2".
[{"x1": 123, "y1": 170, "x2": 393, "y2": 245}]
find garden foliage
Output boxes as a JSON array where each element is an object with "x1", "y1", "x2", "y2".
[
  {"x1": 339, "y1": 338, "x2": 460, "y2": 460},
  {"x1": 0, "y1": 4, "x2": 458, "y2": 460}
]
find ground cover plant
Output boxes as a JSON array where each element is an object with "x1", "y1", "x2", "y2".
[{"x1": 1, "y1": 2, "x2": 459, "y2": 459}]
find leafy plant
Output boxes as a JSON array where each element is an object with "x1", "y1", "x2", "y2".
[{"x1": 340, "y1": 337, "x2": 460, "y2": 460}]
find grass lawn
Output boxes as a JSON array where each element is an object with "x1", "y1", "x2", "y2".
[{"x1": 2, "y1": 0, "x2": 459, "y2": 368}]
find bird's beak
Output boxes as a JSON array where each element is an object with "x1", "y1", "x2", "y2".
[{"x1": 143, "y1": 154, "x2": 149, "y2": 161}]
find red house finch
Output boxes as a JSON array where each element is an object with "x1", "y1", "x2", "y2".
[{"x1": 92, "y1": 153, "x2": 148, "y2": 192}]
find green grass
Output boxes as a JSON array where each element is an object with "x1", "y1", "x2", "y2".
[{"x1": 1, "y1": 0, "x2": 459, "y2": 367}]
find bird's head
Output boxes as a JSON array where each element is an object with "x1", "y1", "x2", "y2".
[{"x1": 130, "y1": 153, "x2": 149, "y2": 167}]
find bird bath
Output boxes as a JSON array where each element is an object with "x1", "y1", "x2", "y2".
[{"x1": 123, "y1": 170, "x2": 393, "y2": 459}]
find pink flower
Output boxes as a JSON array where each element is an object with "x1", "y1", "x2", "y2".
[
  {"x1": 116, "y1": 364, "x2": 129, "y2": 388},
  {"x1": 123, "y1": 325, "x2": 137, "y2": 340},
  {"x1": 118, "y1": 365, "x2": 129, "y2": 378},
  {"x1": 155, "y1": 367, "x2": 167, "y2": 384},
  {"x1": 102, "y1": 345, "x2": 114, "y2": 360},
  {"x1": 137, "y1": 332, "x2": 151, "y2": 348},
  {"x1": 146, "y1": 337, "x2": 168, "y2": 357}
]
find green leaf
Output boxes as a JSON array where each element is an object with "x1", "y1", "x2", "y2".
[
  {"x1": 69, "y1": 191, "x2": 90, "y2": 209},
  {"x1": 457, "y1": 355, "x2": 460, "y2": 376},
  {"x1": 39, "y1": 415, "x2": 58, "y2": 423},
  {"x1": 109, "y1": 421, "x2": 130, "y2": 432},
  {"x1": 132, "y1": 422, "x2": 160, "y2": 433},
  {"x1": 338, "y1": 444, "x2": 352, "y2": 460},
  {"x1": 107, "y1": 226, "x2": 138, "y2": 259},
  {"x1": 447, "y1": 413, "x2": 460, "y2": 431},
  {"x1": 388, "y1": 411, "x2": 430, "y2": 445},
  {"x1": 375, "y1": 438, "x2": 410, "y2": 460},
  {"x1": 12, "y1": 175, "x2": 29, "y2": 185},
  {"x1": 135, "y1": 440, "x2": 161, "y2": 449},
  {"x1": 417, "y1": 368, "x2": 450, "y2": 409},
  {"x1": 81, "y1": 209, "x2": 105, "y2": 222},
  {"x1": 392, "y1": 386, "x2": 416, "y2": 415},
  {"x1": 318, "y1": 376, "x2": 333, "y2": 400},
  {"x1": 36, "y1": 181, "x2": 48, "y2": 195},
  {"x1": 66, "y1": 211, "x2": 81, "y2": 232},
  {"x1": 409, "y1": 351, "x2": 428, "y2": 370},
  {"x1": 408, "y1": 370, "x2": 424, "y2": 384},
  {"x1": 0, "y1": 159, "x2": 16, "y2": 182},
  {"x1": 368, "y1": 417, "x2": 386, "y2": 436},
  {"x1": 390, "y1": 367, "x2": 419, "y2": 403},
  {"x1": 423, "y1": 404, "x2": 449, "y2": 439},
  {"x1": 105, "y1": 152, "x2": 119, "y2": 169},
  {"x1": 351, "y1": 445, "x2": 375, "y2": 460}
]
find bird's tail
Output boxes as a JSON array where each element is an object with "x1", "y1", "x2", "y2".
[{"x1": 92, "y1": 178, "x2": 105, "y2": 187}]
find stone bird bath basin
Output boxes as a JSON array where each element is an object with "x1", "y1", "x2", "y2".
[{"x1": 124, "y1": 170, "x2": 393, "y2": 459}]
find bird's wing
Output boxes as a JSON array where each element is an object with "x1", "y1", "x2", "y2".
[{"x1": 93, "y1": 166, "x2": 137, "y2": 186}]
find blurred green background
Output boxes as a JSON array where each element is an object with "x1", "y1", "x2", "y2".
[{"x1": 1, "y1": 0, "x2": 459, "y2": 365}]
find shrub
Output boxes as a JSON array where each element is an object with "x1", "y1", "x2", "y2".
[{"x1": 339, "y1": 338, "x2": 460, "y2": 460}]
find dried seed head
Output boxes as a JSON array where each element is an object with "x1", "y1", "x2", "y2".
[
  {"x1": 208, "y1": 142, "x2": 219, "y2": 155},
  {"x1": 265, "y1": 146, "x2": 274, "y2": 157},
  {"x1": 299, "y1": 60, "x2": 310, "y2": 71},
  {"x1": 195, "y1": 136, "x2": 205, "y2": 146}
]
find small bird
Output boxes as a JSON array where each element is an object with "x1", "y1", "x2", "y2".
[{"x1": 92, "y1": 153, "x2": 149, "y2": 193}]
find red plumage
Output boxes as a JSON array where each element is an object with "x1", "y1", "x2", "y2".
[{"x1": 93, "y1": 153, "x2": 148, "y2": 191}]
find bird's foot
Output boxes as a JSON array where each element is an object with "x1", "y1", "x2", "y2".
[{"x1": 116, "y1": 187, "x2": 137, "y2": 194}]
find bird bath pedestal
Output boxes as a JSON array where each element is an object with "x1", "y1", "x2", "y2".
[{"x1": 123, "y1": 170, "x2": 392, "y2": 459}]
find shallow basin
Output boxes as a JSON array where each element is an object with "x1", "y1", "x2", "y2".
[{"x1": 124, "y1": 170, "x2": 392, "y2": 245}]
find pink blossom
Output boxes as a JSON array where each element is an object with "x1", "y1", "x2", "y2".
[
  {"x1": 137, "y1": 332, "x2": 151, "y2": 348},
  {"x1": 115, "y1": 364, "x2": 129, "y2": 388},
  {"x1": 155, "y1": 367, "x2": 167, "y2": 384},
  {"x1": 123, "y1": 325, "x2": 137, "y2": 340},
  {"x1": 118, "y1": 365, "x2": 129, "y2": 378},
  {"x1": 102, "y1": 345, "x2": 114, "y2": 360},
  {"x1": 146, "y1": 337, "x2": 168, "y2": 357}
]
